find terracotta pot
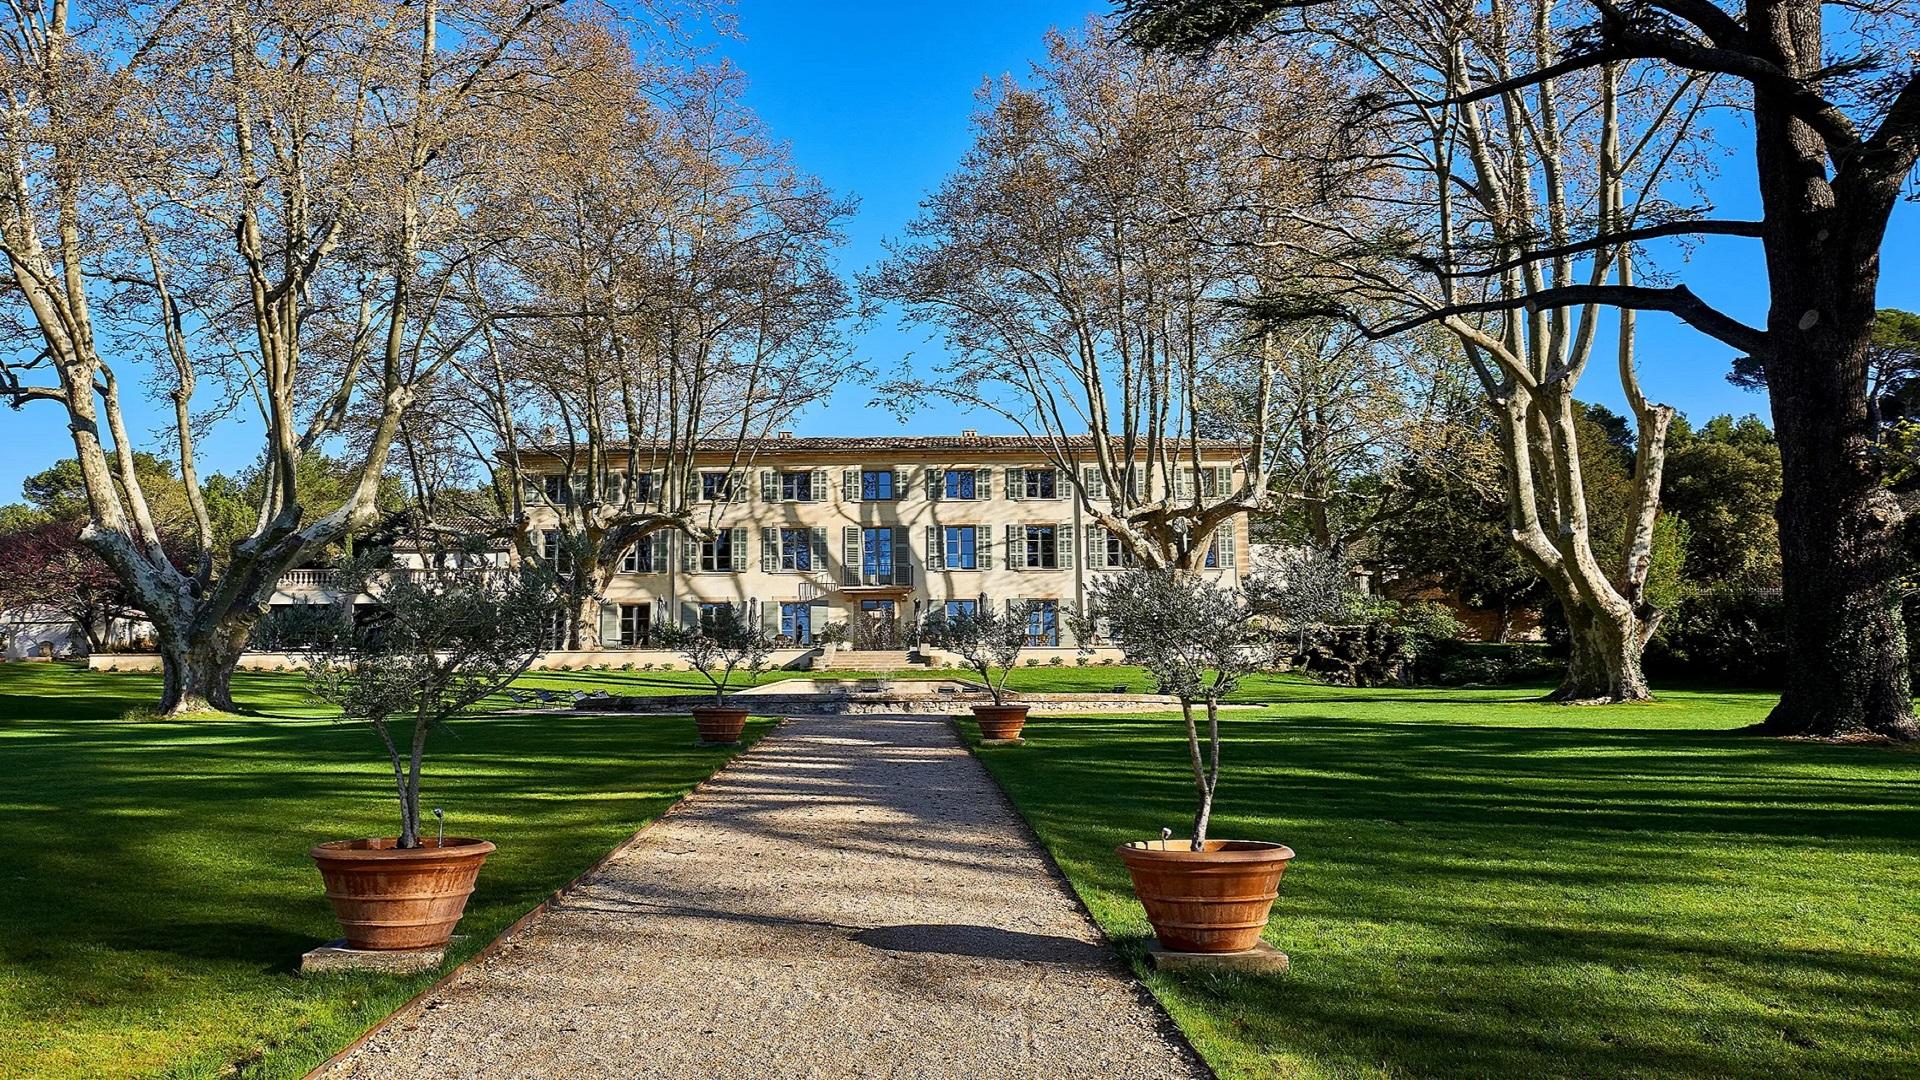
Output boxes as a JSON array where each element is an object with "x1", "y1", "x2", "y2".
[
  {"x1": 971, "y1": 703, "x2": 1029, "y2": 740},
  {"x1": 309, "y1": 836, "x2": 496, "y2": 950},
  {"x1": 1115, "y1": 839, "x2": 1295, "y2": 953},
  {"x1": 692, "y1": 705, "x2": 748, "y2": 743}
]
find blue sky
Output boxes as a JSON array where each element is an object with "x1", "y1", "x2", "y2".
[{"x1": 2, "y1": 0, "x2": 1916, "y2": 499}]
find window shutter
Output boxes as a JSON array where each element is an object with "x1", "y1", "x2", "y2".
[
  {"x1": 893, "y1": 469, "x2": 908, "y2": 499},
  {"x1": 926, "y1": 524, "x2": 943, "y2": 571},
  {"x1": 1006, "y1": 468, "x2": 1024, "y2": 500},
  {"x1": 1058, "y1": 523, "x2": 1074, "y2": 570},
  {"x1": 1213, "y1": 465, "x2": 1233, "y2": 498},
  {"x1": 926, "y1": 468, "x2": 944, "y2": 500},
  {"x1": 811, "y1": 527, "x2": 829, "y2": 575},
  {"x1": 651, "y1": 532, "x2": 668, "y2": 569},
  {"x1": 978, "y1": 527, "x2": 993, "y2": 570},
  {"x1": 811, "y1": 470, "x2": 827, "y2": 502},
  {"x1": 1174, "y1": 469, "x2": 1192, "y2": 500},
  {"x1": 680, "y1": 532, "x2": 696, "y2": 572},
  {"x1": 730, "y1": 526, "x2": 748, "y2": 571},
  {"x1": 843, "y1": 469, "x2": 859, "y2": 502},
  {"x1": 1005, "y1": 524, "x2": 1025, "y2": 570},
  {"x1": 893, "y1": 531, "x2": 912, "y2": 586},
  {"x1": 680, "y1": 601, "x2": 698, "y2": 629},
  {"x1": 761, "y1": 527, "x2": 778, "y2": 573},
  {"x1": 760, "y1": 470, "x2": 775, "y2": 502},
  {"x1": 978, "y1": 469, "x2": 992, "y2": 500},
  {"x1": 1049, "y1": 468, "x2": 1066, "y2": 499},
  {"x1": 1087, "y1": 525, "x2": 1106, "y2": 570},
  {"x1": 1218, "y1": 525, "x2": 1237, "y2": 568},
  {"x1": 599, "y1": 603, "x2": 621, "y2": 647},
  {"x1": 1083, "y1": 466, "x2": 1105, "y2": 500},
  {"x1": 764, "y1": 598, "x2": 781, "y2": 636},
  {"x1": 732, "y1": 471, "x2": 749, "y2": 502},
  {"x1": 842, "y1": 526, "x2": 861, "y2": 585}
]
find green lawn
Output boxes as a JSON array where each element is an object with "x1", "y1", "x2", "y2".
[
  {"x1": 972, "y1": 685, "x2": 1920, "y2": 1080},
  {"x1": 0, "y1": 663, "x2": 772, "y2": 1080}
]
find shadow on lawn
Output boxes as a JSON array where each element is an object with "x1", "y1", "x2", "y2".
[{"x1": 984, "y1": 710, "x2": 1920, "y2": 1080}]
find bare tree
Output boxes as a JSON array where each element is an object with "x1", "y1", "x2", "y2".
[
  {"x1": 0, "y1": 0, "x2": 621, "y2": 712},
  {"x1": 1122, "y1": 0, "x2": 1920, "y2": 733},
  {"x1": 1120, "y1": 0, "x2": 1716, "y2": 702}
]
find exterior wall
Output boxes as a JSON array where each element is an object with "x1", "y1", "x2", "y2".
[
  {"x1": 527, "y1": 443, "x2": 1251, "y2": 648},
  {"x1": 4, "y1": 608, "x2": 153, "y2": 660}
]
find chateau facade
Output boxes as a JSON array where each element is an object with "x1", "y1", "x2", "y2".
[{"x1": 524, "y1": 434, "x2": 1253, "y2": 651}]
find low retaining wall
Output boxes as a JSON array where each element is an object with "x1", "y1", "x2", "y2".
[
  {"x1": 86, "y1": 649, "x2": 822, "y2": 674},
  {"x1": 593, "y1": 690, "x2": 1184, "y2": 716}
]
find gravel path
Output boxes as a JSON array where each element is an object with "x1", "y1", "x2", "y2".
[{"x1": 316, "y1": 713, "x2": 1205, "y2": 1080}]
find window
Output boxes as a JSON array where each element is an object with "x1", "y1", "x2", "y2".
[
  {"x1": 943, "y1": 526, "x2": 978, "y2": 570},
  {"x1": 778, "y1": 602, "x2": 813, "y2": 644},
  {"x1": 700, "y1": 471, "x2": 734, "y2": 501},
  {"x1": 862, "y1": 527, "x2": 894, "y2": 579},
  {"x1": 700, "y1": 530, "x2": 735, "y2": 572},
  {"x1": 1022, "y1": 468, "x2": 1057, "y2": 500},
  {"x1": 861, "y1": 469, "x2": 895, "y2": 500},
  {"x1": 620, "y1": 537, "x2": 661, "y2": 574},
  {"x1": 617, "y1": 604, "x2": 650, "y2": 647},
  {"x1": 540, "y1": 474, "x2": 573, "y2": 505},
  {"x1": 697, "y1": 602, "x2": 733, "y2": 629},
  {"x1": 1024, "y1": 525, "x2": 1058, "y2": 569},
  {"x1": 780, "y1": 527, "x2": 813, "y2": 572},
  {"x1": 1104, "y1": 530, "x2": 1135, "y2": 569},
  {"x1": 545, "y1": 610, "x2": 568, "y2": 650},
  {"x1": 540, "y1": 530, "x2": 573, "y2": 575},
  {"x1": 1024, "y1": 600, "x2": 1060, "y2": 646},
  {"x1": 944, "y1": 599, "x2": 978, "y2": 621},
  {"x1": 628, "y1": 471, "x2": 655, "y2": 503},
  {"x1": 780, "y1": 471, "x2": 816, "y2": 501},
  {"x1": 944, "y1": 469, "x2": 978, "y2": 500}
]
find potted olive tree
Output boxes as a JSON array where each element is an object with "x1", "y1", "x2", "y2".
[
  {"x1": 922, "y1": 601, "x2": 1034, "y2": 740},
  {"x1": 656, "y1": 605, "x2": 772, "y2": 744},
  {"x1": 1083, "y1": 568, "x2": 1294, "y2": 955},
  {"x1": 298, "y1": 557, "x2": 561, "y2": 951}
]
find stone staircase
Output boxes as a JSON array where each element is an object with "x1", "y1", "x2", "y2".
[{"x1": 811, "y1": 648, "x2": 933, "y2": 671}]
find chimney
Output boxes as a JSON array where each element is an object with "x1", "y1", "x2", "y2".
[
  {"x1": 776, "y1": 430, "x2": 794, "y2": 440},
  {"x1": 960, "y1": 428, "x2": 979, "y2": 438}
]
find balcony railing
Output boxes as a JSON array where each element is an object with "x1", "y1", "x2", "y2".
[{"x1": 275, "y1": 567, "x2": 498, "y2": 592}]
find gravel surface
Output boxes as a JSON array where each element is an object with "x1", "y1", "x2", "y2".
[{"x1": 316, "y1": 713, "x2": 1206, "y2": 1080}]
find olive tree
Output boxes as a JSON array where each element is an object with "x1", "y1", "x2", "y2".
[
  {"x1": 654, "y1": 606, "x2": 775, "y2": 707},
  {"x1": 1082, "y1": 569, "x2": 1281, "y2": 848},
  {"x1": 922, "y1": 603, "x2": 1037, "y2": 706},
  {"x1": 298, "y1": 559, "x2": 564, "y2": 849}
]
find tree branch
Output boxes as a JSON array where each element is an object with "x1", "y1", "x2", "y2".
[{"x1": 1372, "y1": 283, "x2": 1767, "y2": 356}]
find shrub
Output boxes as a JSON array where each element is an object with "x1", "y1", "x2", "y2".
[
  {"x1": 1048, "y1": 655, "x2": 1064, "y2": 666},
  {"x1": 1646, "y1": 585, "x2": 1786, "y2": 686}
]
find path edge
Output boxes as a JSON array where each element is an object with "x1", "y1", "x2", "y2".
[
  {"x1": 949, "y1": 716, "x2": 1218, "y2": 1080},
  {"x1": 299, "y1": 715, "x2": 793, "y2": 1080}
]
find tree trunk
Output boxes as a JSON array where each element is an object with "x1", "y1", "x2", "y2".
[
  {"x1": 1545, "y1": 591, "x2": 1652, "y2": 703},
  {"x1": 158, "y1": 627, "x2": 244, "y2": 715},
  {"x1": 1761, "y1": 352, "x2": 1917, "y2": 739}
]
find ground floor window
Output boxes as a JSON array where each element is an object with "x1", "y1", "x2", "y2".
[
  {"x1": 779, "y1": 602, "x2": 813, "y2": 645},
  {"x1": 855, "y1": 599, "x2": 903, "y2": 649},
  {"x1": 943, "y1": 599, "x2": 978, "y2": 621},
  {"x1": 618, "y1": 603, "x2": 650, "y2": 647},
  {"x1": 1023, "y1": 599, "x2": 1059, "y2": 646}
]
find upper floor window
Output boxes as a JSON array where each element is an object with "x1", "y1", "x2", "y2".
[
  {"x1": 1024, "y1": 525, "x2": 1059, "y2": 569},
  {"x1": 620, "y1": 539, "x2": 653, "y2": 574},
  {"x1": 700, "y1": 529, "x2": 739, "y2": 572},
  {"x1": 780, "y1": 527, "x2": 813, "y2": 571},
  {"x1": 862, "y1": 469, "x2": 895, "y2": 500},
  {"x1": 944, "y1": 526, "x2": 978, "y2": 570},
  {"x1": 781, "y1": 471, "x2": 817, "y2": 501},
  {"x1": 700, "y1": 471, "x2": 735, "y2": 502},
  {"x1": 1104, "y1": 529, "x2": 1136, "y2": 569},
  {"x1": 627, "y1": 471, "x2": 655, "y2": 503},
  {"x1": 1007, "y1": 467, "x2": 1058, "y2": 500},
  {"x1": 540, "y1": 530, "x2": 573, "y2": 575},
  {"x1": 945, "y1": 469, "x2": 978, "y2": 500}
]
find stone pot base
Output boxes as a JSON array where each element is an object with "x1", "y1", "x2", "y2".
[
  {"x1": 300, "y1": 937, "x2": 457, "y2": 976},
  {"x1": 1146, "y1": 940, "x2": 1290, "y2": 974}
]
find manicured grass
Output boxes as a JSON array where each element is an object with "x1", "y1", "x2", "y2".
[
  {"x1": 492, "y1": 661, "x2": 1169, "y2": 699},
  {"x1": 0, "y1": 663, "x2": 771, "y2": 1080},
  {"x1": 972, "y1": 685, "x2": 1920, "y2": 1080}
]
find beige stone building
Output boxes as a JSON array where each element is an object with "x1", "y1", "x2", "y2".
[{"x1": 523, "y1": 433, "x2": 1253, "y2": 653}]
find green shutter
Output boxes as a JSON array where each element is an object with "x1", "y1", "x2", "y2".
[
  {"x1": 978, "y1": 526, "x2": 992, "y2": 570},
  {"x1": 1004, "y1": 524, "x2": 1025, "y2": 570},
  {"x1": 978, "y1": 469, "x2": 992, "y2": 500},
  {"x1": 730, "y1": 527, "x2": 748, "y2": 571},
  {"x1": 893, "y1": 531, "x2": 912, "y2": 586},
  {"x1": 892, "y1": 469, "x2": 908, "y2": 500},
  {"x1": 926, "y1": 468, "x2": 944, "y2": 500},
  {"x1": 1058, "y1": 523, "x2": 1074, "y2": 570},
  {"x1": 1006, "y1": 468, "x2": 1024, "y2": 500},
  {"x1": 811, "y1": 527, "x2": 829, "y2": 574},
  {"x1": 680, "y1": 601, "x2": 698, "y2": 628},
  {"x1": 1083, "y1": 466, "x2": 1105, "y2": 500},
  {"x1": 651, "y1": 532, "x2": 668, "y2": 569},
  {"x1": 843, "y1": 526, "x2": 861, "y2": 585},
  {"x1": 599, "y1": 603, "x2": 621, "y2": 648},
  {"x1": 1087, "y1": 525, "x2": 1105, "y2": 570},
  {"x1": 843, "y1": 469, "x2": 859, "y2": 501},
  {"x1": 764, "y1": 598, "x2": 781, "y2": 636},
  {"x1": 761, "y1": 527, "x2": 778, "y2": 573},
  {"x1": 1218, "y1": 525, "x2": 1237, "y2": 568},
  {"x1": 680, "y1": 531, "x2": 697, "y2": 571},
  {"x1": 926, "y1": 524, "x2": 943, "y2": 571}
]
